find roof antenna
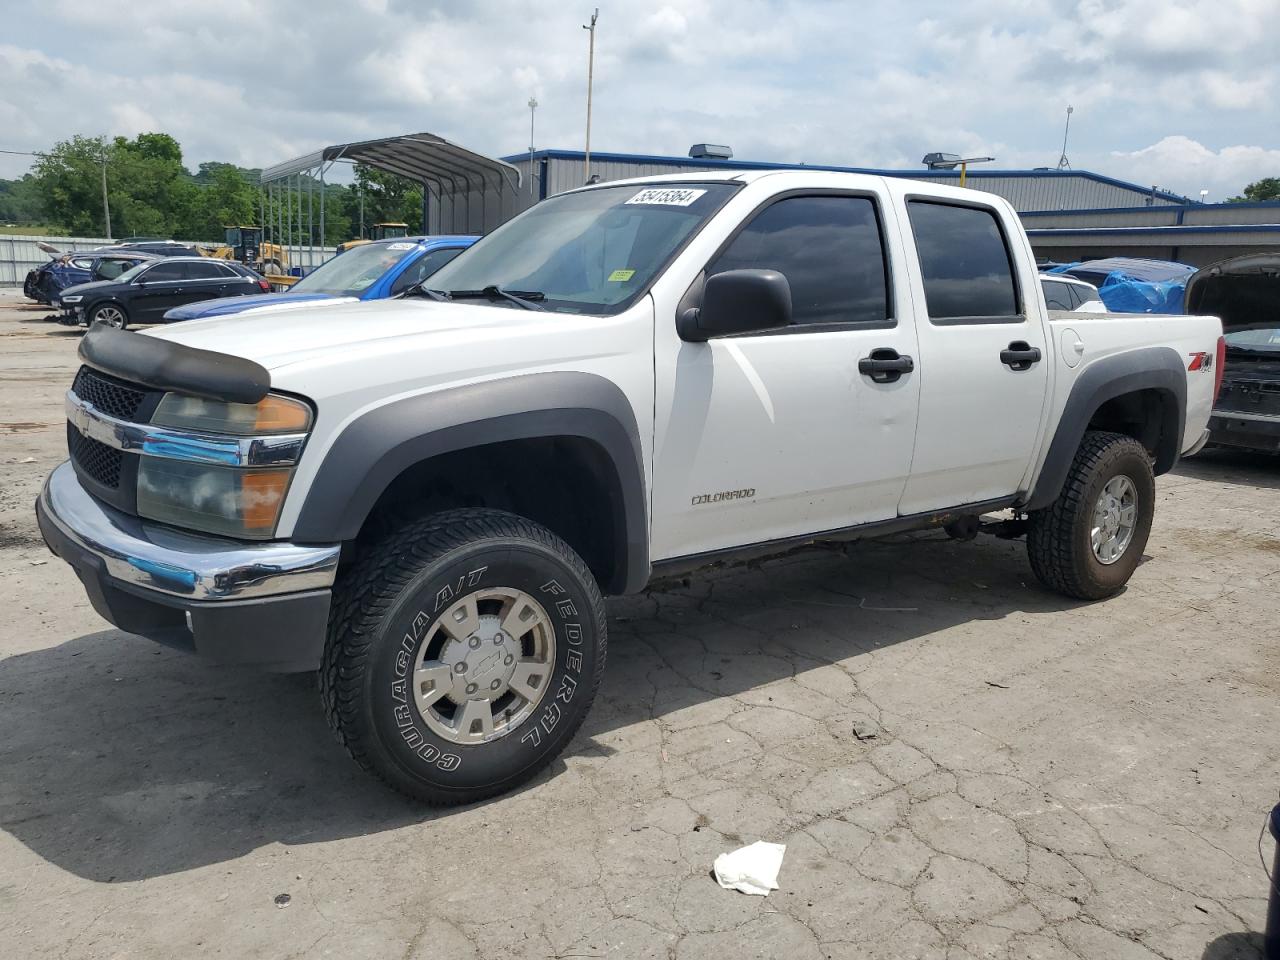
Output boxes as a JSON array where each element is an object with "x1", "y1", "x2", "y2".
[{"x1": 1056, "y1": 105, "x2": 1073, "y2": 171}]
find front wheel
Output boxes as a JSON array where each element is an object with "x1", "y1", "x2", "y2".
[
  {"x1": 321, "y1": 508, "x2": 607, "y2": 804},
  {"x1": 1027, "y1": 431, "x2": 1155, "y2": 600},
  {"x1": 88, "y1": 302, "x2": 128, "y2": 329}
]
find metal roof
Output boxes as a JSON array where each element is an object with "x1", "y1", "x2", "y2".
[
  {"x1": 502, "y1": 148, "x2": 1190, "y2": 205},
  {"x1": 262, "y1": 132, "x2": 522, "y2": 196}
]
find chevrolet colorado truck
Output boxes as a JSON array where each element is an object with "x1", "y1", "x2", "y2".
[{"x1": 36, "y1": 171, "x2": 1223, "y2": 804}]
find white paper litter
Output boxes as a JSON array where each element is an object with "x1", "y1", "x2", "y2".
[{"x1": 713, "y1": 840, "x2": 786, "y2": 896}]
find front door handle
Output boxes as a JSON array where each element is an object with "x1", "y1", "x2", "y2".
[
  {"x1": 858, "y1": 348, "x2": 914, "y2": 384},
  {"x1": 1000, "y1": 341, "x2": 1041, "y2": 371}
]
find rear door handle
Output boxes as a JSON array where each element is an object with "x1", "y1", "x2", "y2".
[
  {"x1": 1000, "y1": 341, "x2": 1041, "y2": 371},
  {"x1": 858, "y1": 348, "x2": 914, "y2": 384}
]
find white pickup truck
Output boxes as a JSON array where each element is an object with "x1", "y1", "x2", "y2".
[{"x1": 37, "y1": 171, "x2": 1223, "y2": 803}]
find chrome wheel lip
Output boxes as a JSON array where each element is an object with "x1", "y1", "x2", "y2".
[
  {"x1": 1090, "y1": 474, "x2": 1138, "y2": 565},
  {"x1": 411, "y1": 587, "x2": 556, "y2": 746}
]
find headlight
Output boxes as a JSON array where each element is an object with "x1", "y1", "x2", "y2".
[
  {"x1": 61, "y1": 295, "x2": 82, "y2": 303},
  {"x1": 135, "y1": 392, "x2": 312, "y2": 539},
  {"x1": 137, "y1": 459, "x2": 293, "y2": 539},
  {"x1": 151, "y1": 393, "x2": 311, "y2": 435}
]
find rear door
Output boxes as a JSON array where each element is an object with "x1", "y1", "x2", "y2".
[
  {"x1": 182, "y1": 260, "x2": 240, "y2": 303},
  {"x1": 896, "y1": 197, "x2": 1050, "y2": 513}
]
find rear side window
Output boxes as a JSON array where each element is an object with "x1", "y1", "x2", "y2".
[
  {"x1": 141, "y1": 261, "x2": 184, "y2": 282},
  {"x1": 709, "y1": 195, "x2": 891, "y2": 326},
  {"x1": 1041, "y1": 280, "x2": 1073, "y2": 310},
  {"x1": 186, "y1": 261, "x2": 227, "y2": 280},
  {"x1": 1069, "y1": 282, "x2": 1099, "y2": 308},
  {"x1": 907, "y1": 201, "x2": 1020, "y2": 322}
]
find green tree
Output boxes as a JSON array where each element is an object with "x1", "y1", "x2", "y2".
[
  {"x1": 0, "y1": 174, "x2": 47, "y2": 226},
  {"x1": 1228, "y1": 177, "x2": 1280, "y2": 203},
  {"x1": 352, "y1": 165, "x2": 423, "y2": 234}
]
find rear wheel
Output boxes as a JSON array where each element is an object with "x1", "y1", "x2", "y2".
[
  {"x1": 1027, "y1": 431, "x2": 1154, "y2": 600},
  {"x1": 321, "y1": 508, "x2": 607, "y2": 804},
  {"x1": 89, "y1": 302, "x2": 128, "y2": 329}
]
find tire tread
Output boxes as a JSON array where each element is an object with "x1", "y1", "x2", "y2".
[{"x1": 319, "y1": 508, "x2": 607, "y2": 804}]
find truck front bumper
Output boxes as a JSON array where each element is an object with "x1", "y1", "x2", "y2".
[
  {"x1": 36, "y1": 460, "x2": 340, "y2": 672},
  {"x1": 1208, "y1": 411, "x2": 1280, "y2": 453}
]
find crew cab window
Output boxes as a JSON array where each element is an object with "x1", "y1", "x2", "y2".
[
  {"x1": 186, "y1": 261, "x2": 227, "y2": 280},
  {"x1": 907, "y1": 201, "x2": 1020, "y2": 322},
  {"x1": 140, "y1": 261, "x2": 184, "y2": 282},
  {"x1": 390, "y1": 247, "x2": 466, "y2": 295},
  {"x1": 708, "y1": 195, "x2": 891, "y2": 326}
]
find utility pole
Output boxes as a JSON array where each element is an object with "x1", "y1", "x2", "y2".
[
  {"x1": 528, "y1": 96, "x2": 538, "y2": 195},
  {"x1": 1056, "y1": 105, "x2": 1073, "y2": 171},
  {"x1": 100, "y1": 150, "x2": 112, "y2": 239},
  {"x1": 583, "y1": 8, "x2": 598, "y2": 182}
]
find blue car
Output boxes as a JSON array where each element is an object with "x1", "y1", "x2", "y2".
[{"x1": 162, "y1": 235, "x2": 477, "y2": 322}]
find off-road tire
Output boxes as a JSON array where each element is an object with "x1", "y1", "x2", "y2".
[
  {"x1": 88, "y1": 302, "x2": 128, "y2": 329},
  {"x1": 320, "y1": 508, "x2": 607, "y2": 804},
  {"x1": 1027, "y1": 431, "x2": 1154, "y2": 600}
]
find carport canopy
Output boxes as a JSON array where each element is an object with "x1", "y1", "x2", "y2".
[
  {"x1": 260, "y1": 132, "x2": 521, "y2": 197},
  {"x1": 257, "y1": 133, "x2": 522, "y2": 262}
]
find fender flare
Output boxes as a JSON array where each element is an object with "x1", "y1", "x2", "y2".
[
  {"x1": 290, "y1": 371, "x2": 650, "y2": 594},
  {"x1": 1024, "y1": 346, "x2": 1186, "y2": 511}
]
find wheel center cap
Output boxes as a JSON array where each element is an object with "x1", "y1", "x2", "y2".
[{"x1": 439, "y1": 614, "x2": 518, "y2": 698}]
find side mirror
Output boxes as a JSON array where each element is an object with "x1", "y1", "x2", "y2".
[{"x1": 678, "y1": 269, "x2": 792, "y2": 342}]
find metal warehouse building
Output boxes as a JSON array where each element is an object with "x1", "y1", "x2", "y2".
[{"x1": 495, "y1": 148, "x2": 1190, "y2": 215}]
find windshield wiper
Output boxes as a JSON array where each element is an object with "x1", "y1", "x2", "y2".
[
  {"x1": 447, "y1": 285, "x2": 546, "y2": 311},
  {"x1": 397, "y1": 279, "x2": 451, "y2": 302}
]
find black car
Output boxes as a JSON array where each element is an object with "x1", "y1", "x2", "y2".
[{"x1": 56, "y1": 257, "x2": 271, "y2": 329}]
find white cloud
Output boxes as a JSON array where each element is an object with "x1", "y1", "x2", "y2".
[{"x1": 0, "y1": 0, "x2": 1276, "y2": 199}]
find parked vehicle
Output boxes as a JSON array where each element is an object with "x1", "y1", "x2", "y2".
[
  {"x1": 1052, "y1": 257, "x2": 1194, "y2": 314},
  {"x1": 336, "y1": 222, "x2": 412, "y2": 254},
  {"x1": 37, "y1": 171, "x2": 1222, "y2": 804},
  {"x1": 162, "y1": 235, "x2": 477, "y2": 323},
  {"x1": 1040, "y1": 274, "x2": 1105, "y2": 313},
  {"x1": 25, "y1": 242, "x2": 201, "y2": 304},
  {"x1": 1185, "y1": 253, "x2": 1280, "y2": 452},
  {"x1": 56, "y1": 257, "x2": 270, "y2": 329}
]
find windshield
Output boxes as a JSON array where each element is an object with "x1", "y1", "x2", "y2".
[
  {"x1": 293, "y1": 241, "x2": 420, "y2": 296},
  {"x1": 426, "y1": 182, "x2": 739, "y2": 314},
  {"x1": 1225, "y1": 326, "x2": 1280, "y2": 354}
]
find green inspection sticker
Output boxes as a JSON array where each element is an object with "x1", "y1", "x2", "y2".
[{"x1": 608, "y1": 269, "x2": 636, "y2": 282}]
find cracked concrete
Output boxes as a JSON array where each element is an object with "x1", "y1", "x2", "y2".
[{"x1": 0, "y1": 290, "x2": 1275, "y2": 959}]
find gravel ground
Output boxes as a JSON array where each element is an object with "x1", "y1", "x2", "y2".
[{"x1": 0, "y1": 288, "x2": 1276, "y2": 959}]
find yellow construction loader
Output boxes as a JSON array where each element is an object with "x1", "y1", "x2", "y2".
[{"x1": 336, "y1": 222, "x2": 409, "y2": 255}]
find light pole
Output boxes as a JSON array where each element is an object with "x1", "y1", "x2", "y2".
[
  {"x1": 1056, "y1": 105, "x2": 1073, "y2": 171},
  {"x1": 100, "y1": 151, "x2": 112, "y2": 239},
  {"x1": 583, "y1": 8, "x2": 598, "y2": 182},
  {"x1": 528, "y1": 96, "x2": 538, "y2": 195}
]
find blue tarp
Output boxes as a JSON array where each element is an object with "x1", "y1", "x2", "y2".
[{"x1": 1050, "y1": 257, "x2": 1195, "y2": 314}]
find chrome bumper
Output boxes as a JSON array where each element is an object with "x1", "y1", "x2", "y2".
[{"x1": 39, "y1": 460, "x2": 339, "y2": 601}]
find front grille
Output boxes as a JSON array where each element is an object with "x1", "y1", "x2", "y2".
[
  {"x1": 68, "y1": 426, "x2": 123, "y2": 489},
  {"x1": 71, "y1": 366, "x2": 149, "y2": 422}
]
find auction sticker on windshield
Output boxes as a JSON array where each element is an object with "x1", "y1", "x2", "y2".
[
  {"x1": 625, "y1": 188, "x2": 707, "y2": 207},
  {"x1": 387, "y1": 242, "x2": 415, "y2": 250}
]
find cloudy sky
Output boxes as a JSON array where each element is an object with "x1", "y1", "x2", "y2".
[{"x1": 2, "y1": 0, "x2": 1278, "y2": 200}]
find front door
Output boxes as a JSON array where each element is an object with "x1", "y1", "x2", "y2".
[
  {"x1": 131, "y1": 260, "x2": 188, "y2": 322},
  {"x1": 651, "y1": 191, "x2": 922, "y2": 561},
  {"x1": 896, "y1": 198, "x2": 1050, "y2": 514}
]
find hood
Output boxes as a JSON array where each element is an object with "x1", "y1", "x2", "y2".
[
  {"x1": 1186, "y1": 253, "x2": 1280, "y2": 334},
  {"x1": 164, "y1": 292, "x2": 345, "y2": 321},
  {"x1": 142, "y1": 298, "x2": 547, "y2": 372},
  {"x1": 58, "y1": 278, "x2": 122, "y2": 299}
]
